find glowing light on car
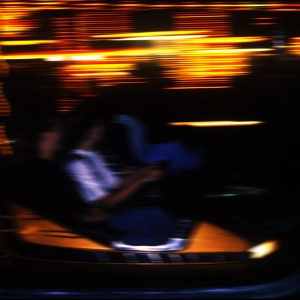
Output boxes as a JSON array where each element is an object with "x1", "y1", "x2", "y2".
[
  {"x1": 168, "y1": 121, "x2": 264, "y2": 127},
  {"x1": 248, "y1": 241, "x2": 279, "y2": 258}
]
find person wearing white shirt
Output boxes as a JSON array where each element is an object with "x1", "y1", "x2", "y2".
[
  {"x1": 63, "y1": 119, "x2": 161, "y2": 208},
  {"x1": 63, "y1": 114, "x2": 174, "y2": 245}
]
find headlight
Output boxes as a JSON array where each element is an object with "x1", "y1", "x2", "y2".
[{"x1": 248, "y1": 240, "x2": 279, "y2": 258}]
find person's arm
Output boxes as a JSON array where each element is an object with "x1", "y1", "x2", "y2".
[
  {"x1": 99, "y1": 165, "x2": 163, "y2": 208},
  {"x1": 64, "y1": 159, "x2": 162, "y2": 210}
]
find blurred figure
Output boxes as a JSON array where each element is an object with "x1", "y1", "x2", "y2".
[
  {"x1": 110, "y1": 112, "x2": 204, "y2": 174},
  {"x1": 19, "y1": 115, "x2": 88, "y2": 219},
  {"x1": 63, "y1": 113, "x2": 174, "y2": 245}
]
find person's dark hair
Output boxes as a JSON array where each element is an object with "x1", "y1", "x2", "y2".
[{"x1": 15, "y1": 115, "x2": 62, "y2": 162}]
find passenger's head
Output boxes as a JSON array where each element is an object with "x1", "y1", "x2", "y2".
[
  {"x1": 65, "y1": 112, "x2": 107, "y2": 151},
  {"x1": 36, "y1": 118, "x2": 63, "y2": 150},
  {"x1": 17, "y1": 115, "x2": 63, "y2": 161}
]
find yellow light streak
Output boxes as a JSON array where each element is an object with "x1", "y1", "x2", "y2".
[
  {"x1": 1, "y1": 40, "x2": 57, "y2": 46},
  {"x1": 44, "y1": 56, "x2": 65, "y2": 61},
  {"x1": 181, "y1": 37, "x2": 269, "y2": 44},
  {"x1": 71, "y1": 55, "x2": 104, "y2": 61},
  {"x1": 67, "y1": 64, "x2": 133, "y2": 69},
  {"x1": 168, "y1": 121, "x2": 264, "y2": 127},
  {"x1": 194, "y1": 48, "x2": 272, "y2": 54},
  {"x1": 92, "y1": 30, "x2": 209, "y2": 39},
  {"x1": 2, "y1": 49, "x2": 179, "y2": 60},
  {"x1": 73, "y1": 72, "x2": 129, "y2": 76},
  {"x1": 111, "y1": 35, "x2": 207, "y2": 41}
]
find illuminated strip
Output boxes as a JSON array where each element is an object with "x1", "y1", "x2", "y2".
[
  {"x1": 166, "y1": 86, "x2": 231, "y2": 89},
  {"x1": 194, "y1": 48, "x2": 272, "y2": 53},
  {"x1": 168, "y1": 121, "x2": 264, "y2": 127},
  {"x1": 2, "y1": 49, "x2": 177, "y2": 60},
  {"x1": 31, "y1": 2, "x2": 63, "y2": 4},
  {"x1": 67, "y1": 64, "x2": 133, "y2": 69},
  {"x1": 92, "y1": 30, "x2": 209, "y2": 38},
  {"x1": 73, "y1": 72, "x2": 128, "y2": 76},
  {"x1": 111, "y1": 35, "x2": 207, "y2": 41},
  {"x1": 181, "y1": 37, "x2": 269, "y2": 44},
  {"x1": 1, "y1": 40, "x2": 57, "y2": 46}
]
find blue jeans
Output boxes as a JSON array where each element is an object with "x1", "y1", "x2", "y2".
[{"x1": 107, "y1": 207, "x2": 175, "y2": 245}]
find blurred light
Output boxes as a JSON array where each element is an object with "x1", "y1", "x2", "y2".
[
  {"x1": 111, "y1": 35, "x2": 207, "y2": 41},
  {"x1": 184, "y1": 37, "x2": 269, "y2": 44},
  {"x1": 93, "y1": 30, "x2": 209, "y2": 38},
  {"x1": 253, "y1": 23, "x2": 276, "y2": 25},
  {"x1": 73, "y1": 72, "x2": 128, "y2": 76},
  {"x1": 2, "y1": 1, "x2": 300, "y2": 97},
  {"x1": 1, "y1": 40, "x2": 57, "y2": 46},
  {"x1": 248, "y1": 241, "x2": 279, "y2": 258},
  {"x1": 67, "y1": 63, "x2": 132, "y2": 69},
  {"x1": 44, "y1": 56, "x2": 65, "y2": 61},
  {"x1": 195, "y1": 49, "x2": 272, "y2": 54},
  {"x1": 168, "y1": 121, "x2": 264, "y2": 127},
  {"x1": 71, "y1": 55, "x2": 104, "y2": 61},
  {"x1": 0, "y1": 124, "x2": 13, "y2": 155},
  {"x1": 166, "y1": 86, "x2": 231, "y2": 89}
]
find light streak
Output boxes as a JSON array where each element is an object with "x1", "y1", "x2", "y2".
[
  {"x1": 166, "y1": 86, "x2": 231, "y2": 89},
  {"x1": 73, "y1": 72, "x2": 129, "y2": 76},
  {"x1": 1, "y1": 1, "x2": 299, "y2": 98},
  {"x1": 92, "y1": 30, "x2": 209, "y2": 39},
  {"x1": 71, "y1": 55, "x2": 104, "y2": 61},
  {"x1": 1, "y1": 40, "x2": 57, "y2": 46},
  {"x1": 168, "y1": 121, "x2": 264, "y2": 127},
  {"x1": 194, "y1": 48, "x2": 272, "y2": 54},
  {"x1": 111, "y1": 35, "x2": 207, "y2": 41},
  {"x1": 182, "y1": 37, "x2": 269, "y2": 44}
]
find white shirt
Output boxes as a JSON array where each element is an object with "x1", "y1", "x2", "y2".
[{"x1": 63, "y1": 149, "x2": 120, "y2": 203}]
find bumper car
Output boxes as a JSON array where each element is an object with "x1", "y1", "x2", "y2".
[{"x1": 0, "y1": 152, "x2": 299, "y2": 299}]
